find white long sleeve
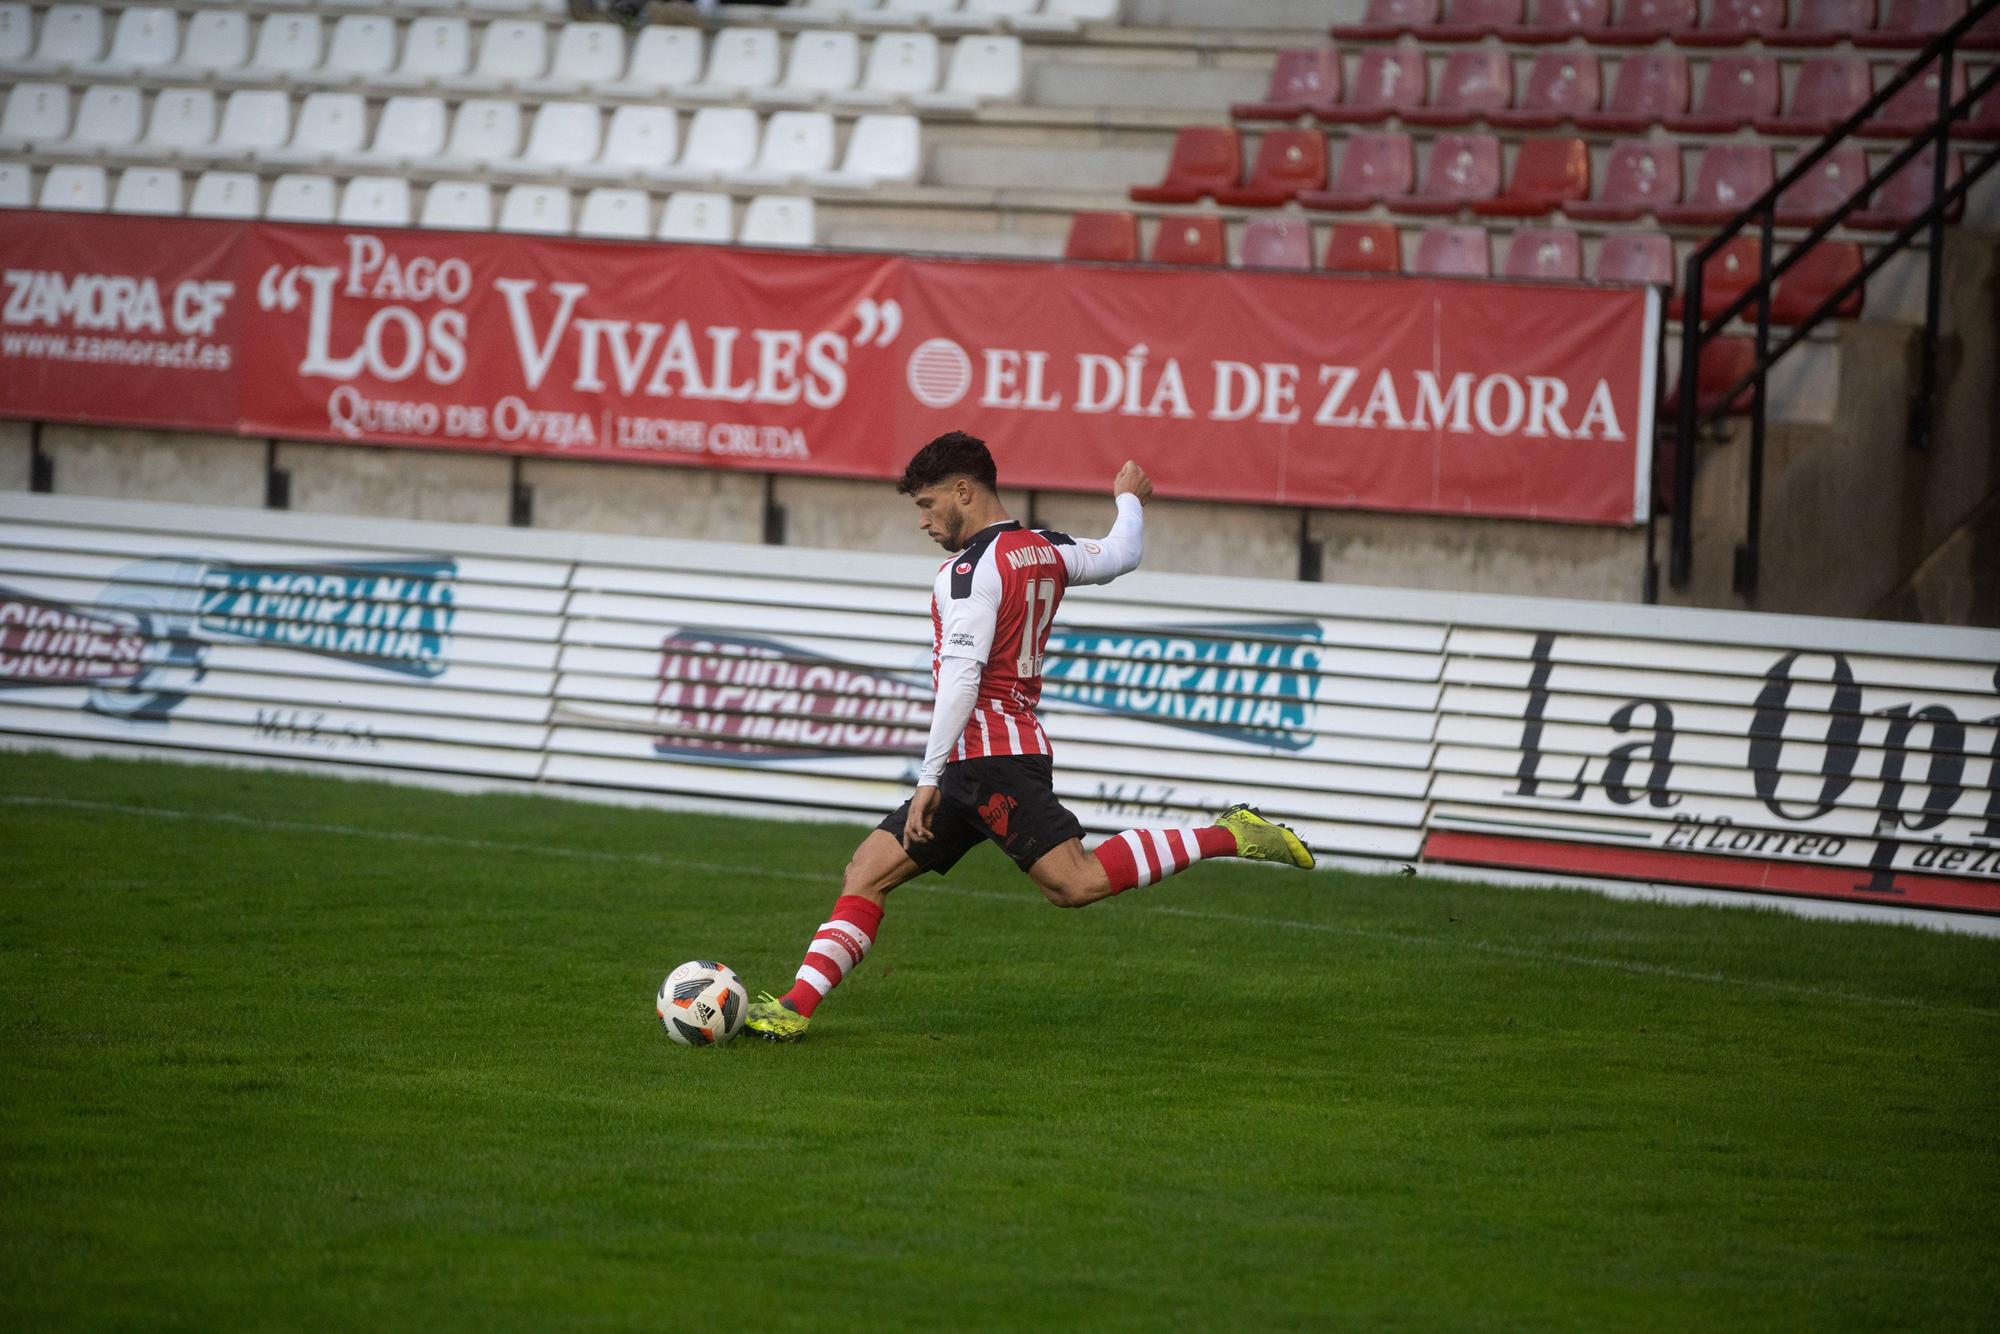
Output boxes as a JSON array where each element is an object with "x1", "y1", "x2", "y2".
[
  {"x1": 919, "y1": 653, "x2": 982, "y2": 785},
  {"x1": 1059, "y1": 492, "x2": 1146, "y2": 587}
]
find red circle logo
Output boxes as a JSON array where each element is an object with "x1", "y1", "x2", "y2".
[{"x1": 956, "y1": 562, "x2": 972, "y2": 574}]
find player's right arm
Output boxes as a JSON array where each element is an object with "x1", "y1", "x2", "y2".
[{"x1": 1059, "y1": 461, "x2": 1151, "y2": 587}]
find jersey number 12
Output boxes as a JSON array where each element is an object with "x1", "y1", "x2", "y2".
[{"x1": 1017, "y1": 578, "x2": 1056, "y2": 678}]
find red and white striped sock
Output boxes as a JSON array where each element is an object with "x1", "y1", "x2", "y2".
[
  {"x1": 1092, "y1": 826, "x2": 1238, "y2": 895},
  {"x1": 780, "y1": 893, "x2": 883, "y2": 1018}
]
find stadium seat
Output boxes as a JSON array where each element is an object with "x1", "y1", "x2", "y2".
[
  {"x1": 690, "y1": 28, "x2": 781, "y2": 98},
  {"x1": 0, "y1": 5, "x2": 29, "y2": 67},
  {"x1": 272, "y1": 93, "x2": 367, "y2": 166},
  {"x1": 1776, "y1": 146, "x2": 1869, "y2": 225},
  {"x1": 735, "y1": 110, "x2": 837, "y2": 185},
  {"x1": 40, "y1": 164, "x2": 108, "y2": 211},
  {"x1": 1498, "y1": 0, "x2": 1612, "y2": 42},
  {"x1": 1489, "y1": 49, "x2": 1601, "y2": 128},
  {"x1": 1677, "y1": 237, "x2": 1759, "y2": 321},
  {"x1": 1318, "y1": 48, "x2": 1427, "y2": 124},
  {"x1": 1332, "y1": 0, "x2": 1440, "y2": 40},
  {"x1": 1239, "y1": 216, "x2": 1314, "y2": 269},
  {"x1": 100, "y1": 8, "x2": 179, "y2": 73},
  {"x1": 1213, "y1": 128, "x2": 1327, "y2": 206},
  {"x1": 0, "y1": 162, "x2": 29, "y2": 208},
  {"x1": 1657, "y1": 144, "x2": 1773, "y2": 225},
  {"x1": 1664, "y1": 336, "x2": 1756, "y2": 418},
  {"x1": 1129, "y1": 126, "x2": 1242, "y2": 204},
  {"x1": 845, "y1": 32, "x2": 941, "y2": 104},
  {"x1": 809, "y1": 112, "x2": 921, "y2": 186},
  {"x1": 1668, "y1": 55, "x2": 1778, "y2": 133},
  {"x1": 514, "y1": 102, "x2": 604, "y2": 172},
  {"x1": 1753, "y1": 57, "x2": 1871, "y2": 137},
  {"x1": 1854, "y1": 0, "x2": 1967, "y2": 49},
  {"x1": 1011, "y1": 0, "x2": 1124, "y2": 34},
  {"x1": 1471, "y1": 135, "x2": 1590, "y2": 215},
  {"x1": 323, "y1": 16, "x2": 396, "y2": 82},
  {"x1": 1298, "y1": 131, "x2": 1414, "y2": 210},
  {"x1": 69, "y1": 85, "x2": 142, "y2": 151},
  {"x1": 771, "y1": 30, "x2": 862, "y2": 103},
  {"x1": 112, "y1": 167, "x2": 181, "y2": 216},
  {"x1": 266, "y1": 174, "x2": 336, "y2": 223},
  {"x1": 421, "y1": 180, "x2": 494, "y2": 230},
  {"x1": 741, "y1": 194, "x2": 816, "y2": 246},
  {"x1": 1594, "y1": 231, "x2": 1674, "y2": 285},
  {"x1": 170, "y1": 11, "x2": 248, "y2": 78},
  {"x1": 1849, "y1": 147, "x2": 1963, "y2": 229},
  {"x1": 33, "y1": 5, "x2": 104, "y2": 69},
  {"x1": 1968, "y1": 6, "x2": 2000, "y2": 48},
  {"x1": 1, "y1": 85, "x2": 72, "y2": 149},
  {"x1": 807, "y1": 0, "x2": 883, "y2": 14},
  {"x1": 1426, "y1": 0, "x2": 1527, "y2": 43},
  {"x1": 1575, "y1": 53, "x2": 1688, "y2": 130},
  {"x1": 500, "y1": 184, "x2": 571, "y2": 234},
  {"x1": 338, "y1": 176, "x2": 412, "y2": 226},
  {"x1": 1323, "y1": 221, "x2": 1401, "y2": 272},
  {"x1": 865, "y1": 0, "x2": 962, "y2": 22},
  {"x1": 529, "y1": 22, "x2": 628, "y2": 95},
  {"x1": 1765, "y1": 0, "x2": 1877, "y2": 46},
  {"x1": 188, "y1": 170, "x2": 259, "y2": 219},
  {"x1": 245, "y1": 15, "x2": 323, "y2": 81},
  {"x1": 1391, "y1": 133, "x2": 1502, "y2": 214},
  {"x1": 441, "y1": 99, "x2": 523, "y2": 167},
  {"x1": 1770, "y1": 241, "x2": 1865, "y2": 324},
  {"x1": 383, "y1": 17, "x2": 472, "y2": 87},
  {"x1": 1859, "y1": 56, "x2": 1968, "y2": 138},
  {"x1": 146, "y1": 89, "x2": 217, "y2": 153},
  {"x1": 1587, "y1": 0, "x2": 1697, "y2": 44},
  {"x1": 189, "y1": 90, "x2": 290, "y2": 162},
  {"x1": 1411, "y1": 226, "x2": 1491, "y2": 276},
  {"x1": 1064, "y1": 210, "x2": 1140, "y2": 261},
  {"x1": 472, "y1": 20, "x2": 548, "y2": 84},
  {"x1": 948, "y1": 0, "x2": 1038, "y2": 24},
  {"x1": 1674, "y1": 0, "x2": 1786, "y2": 46},
  {"x1": 1963, "y1": 88, "x2": 2000, "y2": 140},
  {"x1": 1149, "y1": 216, "x2": 1224, "y2": 265},
  {"x1": 1502, "y1": 227, "x2": 1582, "y2": 278},
  {"x1": 915, "y1": 36, "x2": 1024, "y2": 110},
  {"x1": 577, "y1": 187, "x2": 651, "y2": 238},
  {"x1": 661, "y1": 107, "x2": 761, "y2": 182},
  {"x1": 1563, "y1": 139, "x2": 1681, "y2": 220},
  {"x1": 580, "y1": 105, "x2": 680, "y2": 179},
  {"x1": 1405, "y1": 49, "x2": 1513, "y2": 126},
  {"x1": 607, "y1": 26, "x2": 704, "y2": 96},
  {"x1": 1231, "y1": 48, "x2": 1342, "y2": 121},
  {"x1": 659, "y1": 190, "x2": 733, "y2": 242},
  {"x1": 363, "y1": 97, "x2": 448, "y2": 166}
]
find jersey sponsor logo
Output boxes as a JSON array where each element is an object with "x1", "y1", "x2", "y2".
[
  {"x1": 1042, "y1": 621, "x2": 1323, "y2": 751},
  {"x1": 978, "y1": 791, "x2": 1017, "y2": 840},
  {"x1": 654, "y1": 630, "x2": 929, "y2": 761},
  {"x1": 955, "y1": 562, "x2": 971, "y2": 574},
  {"x1": 947, "y1": 631, "x2": 977, "y2": 649}
]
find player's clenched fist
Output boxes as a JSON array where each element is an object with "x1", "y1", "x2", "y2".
[{"x1": 1114, "y1": 461, "x2": 1153, "y2": 504}]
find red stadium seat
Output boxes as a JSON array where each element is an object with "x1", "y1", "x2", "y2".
[
  {"x1": 1214, "y1": 128, "x2": 1327, "y2": 206},
  {"x1": 1406, "y1": 49, "x2": 1513, "y2": 126},
  {"x1": 1969, "y1": 7, "x2": 2000, "y2": 48},
  {"x1": 1564, "y1": 139, "x2": 1682, "y2": 221},
  {"x1": 1149, "y1": 215, "x2": 1225, "y2": 266},
  {"x1": 1064, "y1": 211, "x2": 1139, "y2": 261},
  {"x1": 1498, "y1": 0, "x2": 1612, "y2": 41},
  {"x1": 1766, "y1": 0, "x2": 1878, "y2": 47},
  {"x1": 1664, "y1": 336, "x2": 1757, "y2": 420},
  {"x1": 1239, "y1": 216, "x2": 1315, "y2": 269},
  {"x1": 1775, "y1": 147, "x2": 1870, "y2": 226},
  {"x1": 1656, "y1": 144, "x2": 1773, "y2": 226},
  {"x1": 1392, "y1": 133, "x2": 1502, "y2": 214},
  {"x1": 1770, "y1": 241, "x2": 1866, "y2": 324},
  {"x1": 1574, "y1": 53, "x2": 1689, "y2": 131},
  {"x1": 1753, "y1": 57, "x2": 1872, "y2": 137},
  {"x1": 1964, "y1": 87, "x2": 2000, "y2": 140},
  {"x1": 1674, "y1": 0, "x2": 1788, "y2": 47},
  {"x1": 1411, "y1": 225, "x2": 1492, "y2": 276},
  {"x1": 1425, "y1": 0, "x2": 1527, "y2": 42},
  {"x1": 1298, "y1": 131, "x2": 1414, "y2": 209},
  {"x1": 1332, "y1": 0, "x2": 1440, "y2": 40},
  {"x1": 1855, "y1": 0, "x2": 1967, "y2": 49},
  {"x1": 1323, "y1": 221, "x2": 1403, "y2": 272},
  {"x1": 1859, "y1": 56, "x2": 1969, "y2": 138},
  {"x1": 1502, "y1": 227, "x2": 1583, "y2": 278},
  {"x1": 1672, "y1": 237, "x2": 1760, "y2": 320},
  {"x1": 1129, "y1": 127, "x2": 1242, "y2": 204},
  {"x1": 1232, "y1": 48, "x2": 1343, "y2": 122},
  {"x1": 1471, "y1": 136, "x2": 1590, "y2": 215},
  {"x1": 1594, "y1": 231, "x2": 1675, "y2": 286},
  {"x1": 1849, "y1": 147, "x2": 1964, "y2": 229},
  {"x1": 1491, "y1": 50, "x2": 1602, "y2": 128},
  {"x1": 1319, "y1": 48, "x2": 1428, "y2": 124},
  {"x1": 1667, "y1": 55, "x2": 1779, "y2": 133},
  {"x1": 1586, "y1": 0, "x2": 1699, "y2": 45}
]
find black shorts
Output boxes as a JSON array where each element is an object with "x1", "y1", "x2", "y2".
[{"x1": 878, "y1": 754, "x2": 1086, "y2": 876}]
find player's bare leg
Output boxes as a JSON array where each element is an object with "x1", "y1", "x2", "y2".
[
  {"x1": 1033, "y1": 805, "x2": 1316, "y2": 908},
  {"x1": 745, "y1": 830, "x2": 920, "y2": 1042}
]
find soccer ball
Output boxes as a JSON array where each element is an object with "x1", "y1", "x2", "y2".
[{"x1": 656, "y1": 961, "x2": 747, "y2": 1047}]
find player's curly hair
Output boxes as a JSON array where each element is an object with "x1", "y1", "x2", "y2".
[{"x1": 898, "y1": 431, "x2": 998, "y2": 495}]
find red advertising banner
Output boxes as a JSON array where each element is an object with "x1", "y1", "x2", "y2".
[{"x1": 2, "y1": 212, "x2": 1659, "y2": 525}]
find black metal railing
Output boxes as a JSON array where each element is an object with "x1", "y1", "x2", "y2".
[{"x1": 1668, "y1": 0, "x2": 2000, "y2": 599}]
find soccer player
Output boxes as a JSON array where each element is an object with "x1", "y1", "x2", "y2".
[{"x1": 744, "y1": 432, "x2": 1315, "y2": 1042}]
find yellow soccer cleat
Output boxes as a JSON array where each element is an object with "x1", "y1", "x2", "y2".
[
  {"x1": 744, "y1": 992, "x2": 811, "y2": 1043},
  {"x1": 1216, "y1": 804, "x2": 1316, "y2": 869}
]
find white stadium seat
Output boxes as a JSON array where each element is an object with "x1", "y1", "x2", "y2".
[
  {"x1": 0, "y1": 162, "x2": 29, "y2": 208},
  {"x1": 69, "y1": 85, "x2": 143, "y2": 151},
  {"x1": 514, "y1": 102, "x2": 602, "y2": 171},
  {"x1": 188, "y1": 170, "x2": 259, "y2": 219},
  {"x1": 469, "y1": 0, "x2": 566, "y2": 11},
  {"x1": 578, "y1": 105, "x2": 678, "y2": 179},
  {"x1": 0, "y1": 5, "x2": 31, "y2": 66},
  {"x1": 339, "y1": 176, "x2": 412, "y2": 226},
  {"x1": 810, "y1": 113, "x2": 920, "y2": 187},
  {"x1": 192, "y1": 90, "x2": 290, "y2": 161},
  {"x1": 266, "y1": 173, "x2": 336, "y2": 223},
  {"x1": 473, "y1": 20, "x2": 547, "y2": 84},
  {"x1": 40, "y1": 164, "x2": 108, "y2": 211},
  {"x1": 529, "y1": 22, "x2": 627, "y2": 94},
  {"x1": 323, "y1": 16, "x2": 398, "y2": 81},
  {"x1": 421, "y1": 180, "x2": 493, "y2": 229},
  {"x1": 805, "y1": 0, "x2": 882, "y2": 13},
  {"x1": 499, "y1": 184, "x2": 571, "y2": 234},
  {"x1": 770, "y1": 30, "x2": 861, "y2": 103},
  {"x1": 1010, "y1": 0, "x2": 1117, "y2": 32},
  {"x1": 660, "y1": 107, "x2": 759, "y2": 183},
  {"x1": 608, "y1": 26, "x2": 703, "y2": 96},
  {"x1": 246, "y1": 15, "x2": 323, "y2": 80},
  {"x1": 577, "y1": 187, "x2": 650, "y2": 238},
  {"x1": 442, "y1": 99, "x2": 523, "y2": 166},
  {"x1": 383, "y1": 17, "x2": 471, "y2": 86},
  {"x1": 843, "y1": 33, "x2": 940, "y2": 105},
  {"x1": 689, "y1": 29, "x2": 779, "y2": 99},
  {"x1": 915, "y1": 35, "x2": 1022, "y2": 110},
  {"x1": 659, "y1": 191, "x2": 732, "y2": 243},
  {"x1": 863, "y1": 0, "x2": 963, "y2": 21},
  {"x1": 364, "y1": 97, "x2": 448, "y2": 165},
  {"x1": 942, "y1": 0, "x2": 1037, "y2": 23},
  {"x1": 169, "y1": 12, "x2": 249, "y2": 78},
  {"x1": 99, "y1": 8, "x2": 179, "y2": 73},
  {"x1": 740, "y1": 194, "x2": 816, "y2": 247},
  {"x1": 734, "y1": 110, "x2": 835, "y2": 186},
  {"x1": 0, "y1": 84, "x2": 70, "y2": 149},
  {"x1": 272, "y1": 92, "x2": 367, "y2": 165},
  {"x1": 34, "y1": 4, "x2": 104, "y2": 69},
  {"x1": 147, "y1": 89, "x2": 217, "y2": 152},
  {"x1": 112, "y1": 167, "x2": 181, "y2": 216}
]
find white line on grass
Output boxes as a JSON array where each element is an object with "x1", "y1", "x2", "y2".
[{"x1": 9, "y1": 793, "x2": 1997, "y2": 1023}]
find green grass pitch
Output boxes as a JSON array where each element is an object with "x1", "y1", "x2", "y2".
[{"x1": 2, "y1": 749, "x2": 1997, "y2": 1331}]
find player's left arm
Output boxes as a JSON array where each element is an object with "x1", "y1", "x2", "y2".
[
  {"x1": 906, "y1": 565, "x2": 1000, "y2": 846},
  {"x1": 1056, "y1": 461, "x2": 1151, "y2": 587}
]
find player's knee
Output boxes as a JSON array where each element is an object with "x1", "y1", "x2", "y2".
[{"x1": 1037, "y1": 875, "x2": 1092, "y2": 909}]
